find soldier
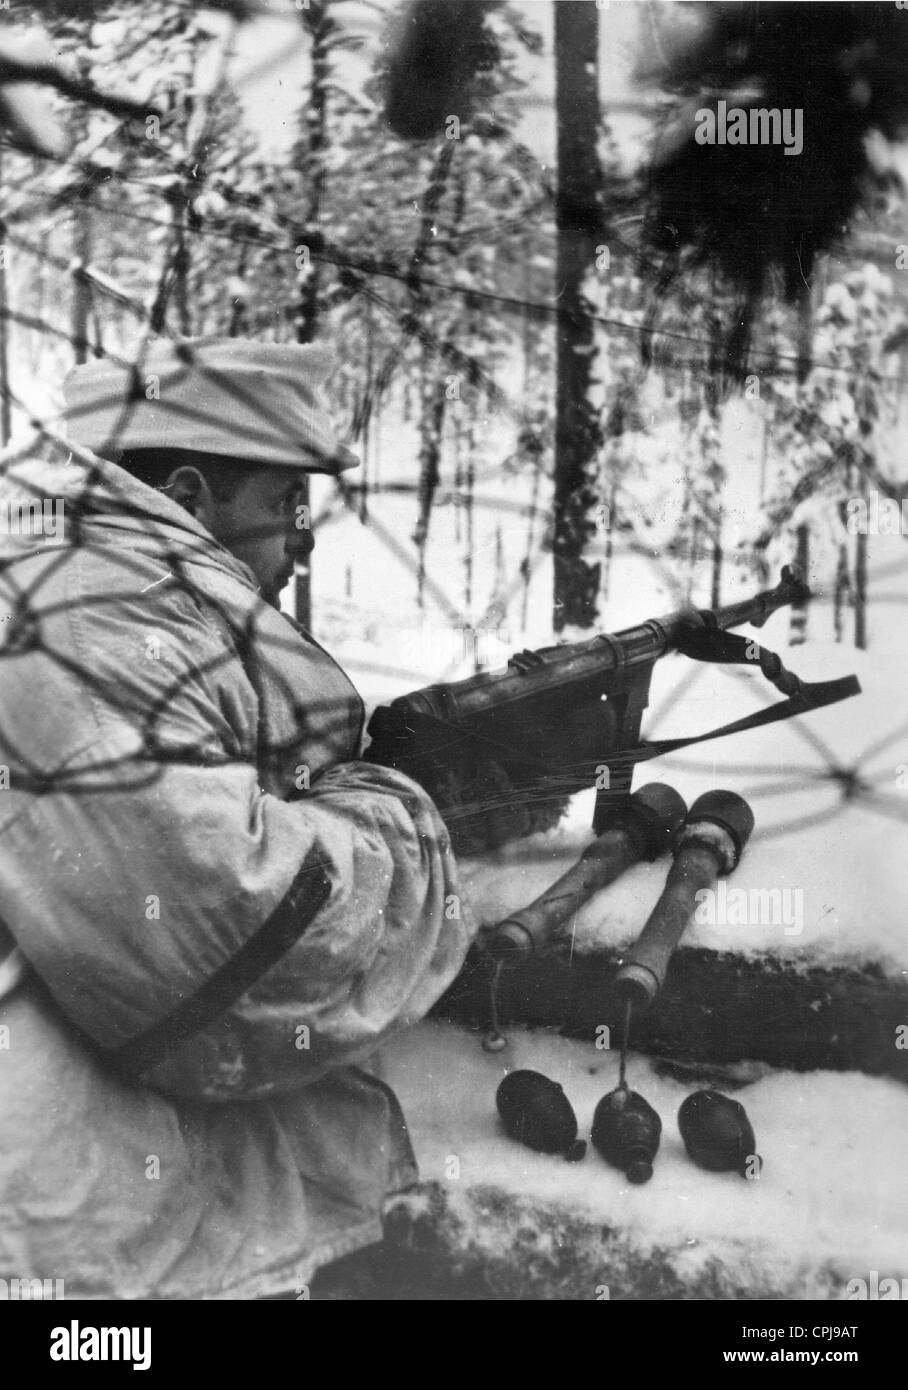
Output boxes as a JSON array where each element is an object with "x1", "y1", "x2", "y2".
[{"x1": 0, "y1": 338, "x2": 477, "y2": 1299}]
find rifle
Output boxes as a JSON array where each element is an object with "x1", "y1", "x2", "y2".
[{"x1": 363, "y1": 567, "x2": 861, "y2": 855}]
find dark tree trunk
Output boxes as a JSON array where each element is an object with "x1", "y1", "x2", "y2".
[
  {"x1": 71, "y1": 193, "x2": 91, "y2": 366},
  {"x1": 0, "y1": 151, "x2": 10, "y2": 446},
  {"x1": 294, "y1": 0, "x2": 334, "y2": 630},
  {"x1": 150, "y1": 53, "x2": 196, "y2": 339},
  {"x1": 413, "y1": 370, "x2": 447, "y2": 604},
  {"x1": 410, "y1": 144, "x2": 458, "y2": 604},
  {"x1": 520, "y1": 458, "x2": 542, "y2": 632},
  {"x1": 453, "y1": 425, "x2": 462, "y2": 546},
  {"x1": 833, "y1": 541, "x2": 850, "y2": 643},
  {"x1": 711, "y1": 534, "x2": 723, "y2": 609},
  {"x1": 789, "y1": 523, "x2": 809, "y2": 645},
  {"x1": 172, "y1": 205, "x2": 190, "y2": 337},
  {"x1": 854, "y1": 518, "x2": 868, "y2": 650},
  {"x1": 295, "y1": 1, "x2": 331, "y2": 345},
  {"x1": 552, "y1": 0, "x2": 603, "y2": 633},
  {"x1": 796, "y1": 277, "x2": 813, "y2": 385},
  {"x1": 601, "y1": 478, "x2": 616, "y2": 604},
  {"x1": 228, "y1": 244, "x2": 249, "y2": 337},
  {"x1": 70, "y1": 59, "x2": 92, "y2": 367},
  {"x1": 687, "y1": 515, "x2": 701, "y2": 599},
  {"x1": 359, "y1": 295, "x2": 373, "y2": 523},
  {"x1": 463, "y1": 424, "x2": 475, "y2": 611}
]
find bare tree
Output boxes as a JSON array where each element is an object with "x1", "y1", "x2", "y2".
[{"x1": 552, "y1": 0, "x2": 604, "y2": 632}]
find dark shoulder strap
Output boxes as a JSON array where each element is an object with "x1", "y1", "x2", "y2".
[{"x1": 109, "y1": 847, "x2": 332, "y2": 1078}]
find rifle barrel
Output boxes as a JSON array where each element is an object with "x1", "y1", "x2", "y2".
[{"x1": 397, "y1": 568, "x2": 806, "y2": 724}]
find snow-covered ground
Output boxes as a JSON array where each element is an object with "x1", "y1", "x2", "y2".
[{"x1": 384, "y1": 1020, "x2": 908, "y2": 1289}]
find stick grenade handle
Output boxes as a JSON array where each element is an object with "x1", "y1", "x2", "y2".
[
  {"x1": 614, "y1": 790, "x2": 756, "y2": 1008},
  {"x1": 486, "y1": 783, "x2": 687, "y2": 960}
]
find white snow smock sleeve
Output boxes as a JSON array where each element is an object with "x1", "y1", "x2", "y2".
[
  {"x1": 0, "y1": 520, "x2": 478, "y2": 1103},
  {"x1": 131, "y1": 757, "x2": 477, "y2": 1100}
]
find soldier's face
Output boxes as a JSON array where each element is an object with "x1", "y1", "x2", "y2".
[{"x1": 207, "y1": 466, "x2": 313, "y2": 606}]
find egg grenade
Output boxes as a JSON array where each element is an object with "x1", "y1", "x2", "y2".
[
  {"x1": 678, "y1": 1089, "x2": 761, "y2": 1177},
  {"x1": 496, "y1": 1070, "x2": 585, "y2": 1160},
  {"x1": 591, "y1": 1084, "x2": 662, "y2": 1184}
]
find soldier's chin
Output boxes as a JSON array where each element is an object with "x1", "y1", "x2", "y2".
[{"x1": 261, "y1": 569, "x2": 294, "y2": 608}]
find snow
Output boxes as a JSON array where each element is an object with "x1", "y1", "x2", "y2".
[{"x1": 384, "y1": 1020, "x2": 908, "y2": 1281}]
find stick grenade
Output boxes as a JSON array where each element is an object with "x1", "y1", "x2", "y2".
[
  {"x1": 613, "y1": 790, "x2": 756, "y2": 1009},
  {"x1": 485, "y1": 783, "x2": 687, "y2": 961}
]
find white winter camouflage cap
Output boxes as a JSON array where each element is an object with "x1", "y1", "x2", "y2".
[{"x1": 62, "y1": 337, "x2": 359, "y2": 475}]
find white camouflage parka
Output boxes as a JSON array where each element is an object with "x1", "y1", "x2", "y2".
[{"x1": 0, "y1": 447, "x2": 477, "y2": 1299}]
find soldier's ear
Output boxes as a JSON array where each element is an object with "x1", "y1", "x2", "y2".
[{"x1": 165, "y1": 466, "x2": 213, "y2": 523}]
